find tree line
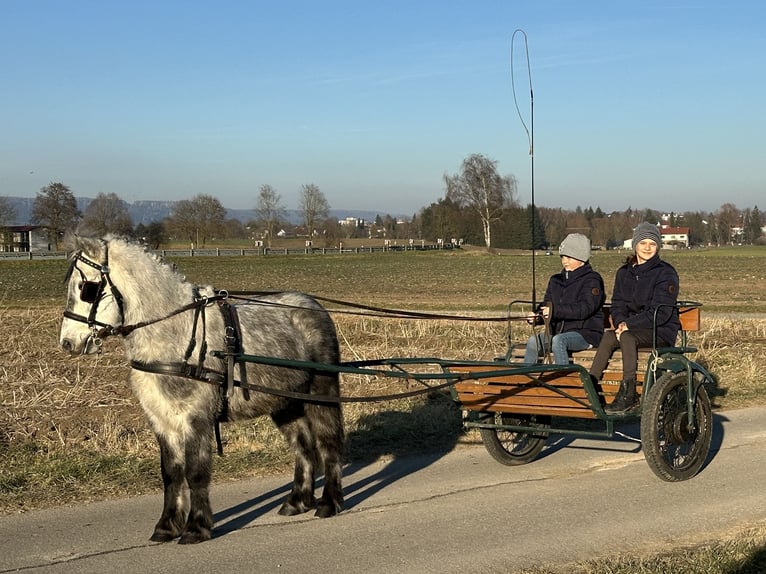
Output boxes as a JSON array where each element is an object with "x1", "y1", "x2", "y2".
[{"x1": 1, "y1": 153, "x2": 763, "y2": 250}]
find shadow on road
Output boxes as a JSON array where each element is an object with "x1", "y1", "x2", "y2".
[
  {"x1": 212, "y1": 398, "x2": 730, "y2": 538},
  {"x1": 212, "y1": 392, "x2": 463, "y2": 538}
]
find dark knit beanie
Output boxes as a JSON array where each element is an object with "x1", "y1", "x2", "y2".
[{"x1": 632, "y1": 222, "x2": 661, "y2": 250}]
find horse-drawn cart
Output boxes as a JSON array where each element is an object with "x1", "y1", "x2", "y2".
[{"x1": 444, "y1": 301, "x2": 713, "y2": 482}]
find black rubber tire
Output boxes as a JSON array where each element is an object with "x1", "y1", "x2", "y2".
[
  {"x1": 479, "y1": 413, "x2": 550, "y2": 466},
  {"x1": 641, "y1": 371, "x2": 713, "y2": 481}
]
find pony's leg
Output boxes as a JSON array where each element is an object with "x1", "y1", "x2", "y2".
[
  {"x1": 307, "y1": 400, "x2": 345, "y2": 518},
  {"x1": 178, "y1": 420, "x2": 214, "y2": 544},
  {"x1": 150, "y1": 437, "x2": 188, "y2": 543},
  {"x1": 272, "y1": 407, "x2": 317, "y2": 516}
]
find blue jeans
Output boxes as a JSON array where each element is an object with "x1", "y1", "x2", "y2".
[{"x1": 524, "y1": 331, "x2": 591, "y2": 365}]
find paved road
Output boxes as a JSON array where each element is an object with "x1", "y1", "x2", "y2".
[{"x1": 2, "y1": 406, "x2": 766, "y2": 574}]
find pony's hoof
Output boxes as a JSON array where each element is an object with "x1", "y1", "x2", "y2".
[
  {"x1": 178, "y1": 529, "x2": 211, "y2": 544},
  {"x1": 278, "y1": 498, "x2": 314, "y2": 516},
  {"x1": 149, "y1": 530, "x2": 178, "y2": 543},
  {"x1": 314, "y1": 502, "x2": 342, "y2": 518},
  {"x1": 278, "y1": 503, "x2": 303, "y2": 516}
]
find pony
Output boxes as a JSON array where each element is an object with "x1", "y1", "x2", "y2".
[{"x1": 59, "y1": 234, "x2": 344, "y2": 544}]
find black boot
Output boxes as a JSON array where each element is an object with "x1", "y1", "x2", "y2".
[{"x1": 605, "y1": 379, "x2": 639, "y2": 414}]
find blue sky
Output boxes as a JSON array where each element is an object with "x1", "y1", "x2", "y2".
[{"x1": 1, "y1": 1, "x2": 763, "y2": 216}]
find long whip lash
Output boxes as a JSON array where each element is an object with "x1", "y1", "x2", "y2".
[{"x1": 511, "y1": 28, "x2": 537, "y2": 306}]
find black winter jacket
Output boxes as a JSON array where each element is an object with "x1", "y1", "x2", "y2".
[
  {"x1": 538, "y1": 262, "x2": 606, "y2": 347},
  {"x1": 610, "y1": 253, "x2": 681, "y2": 346}
]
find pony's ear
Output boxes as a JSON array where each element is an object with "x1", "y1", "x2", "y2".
[
  {"x1": 61, "y1": 230, "x2": 79, "y2": 253},
  {"x1": 63, "y1": 231, "x2": 103, "y2": 258}
]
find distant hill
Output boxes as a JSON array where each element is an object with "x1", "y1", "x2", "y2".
[{"x1": 1, "y1": 196, "x2": 398, "y2": 227}]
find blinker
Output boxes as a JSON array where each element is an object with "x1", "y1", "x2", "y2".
[{"x1": 80, "y1": 281, "x2": 101, "y2": 303}]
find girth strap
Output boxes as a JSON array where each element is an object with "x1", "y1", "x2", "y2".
[{"x1": 218, "y1": 300, "x2": 249, "y2": 401}]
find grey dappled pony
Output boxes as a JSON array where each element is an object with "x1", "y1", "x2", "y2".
[{"x1": 59, "y1": 234, "x2": 344, "y2": 544}]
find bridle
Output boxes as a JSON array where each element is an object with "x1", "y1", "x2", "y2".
[{"x1": 63, "y1": 242, "x2": 125, "y2": 350}]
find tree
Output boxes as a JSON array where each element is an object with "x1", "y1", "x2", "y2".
[
  {"x1": 167, "y1": 194, "x2": 226, "y2": 248},
  {"x1": 255, "y1": 185, "x2": 285, "y2": 248},
  {"x1": 31, "y1": 182, "x2": 81, "y2": 248},
  {"x1": 0, "y1": 196, "x2": 17, "y2": 250},
  {"x1": 81, "y1": 192, "x2": 133, "y2": 237},
  {"x1": 716, "y1": 203, "x2": 740, "y2": 245},
  {"x1": 299, "y1": 184, "x2": 330, "y2": 238},
  {"x1": 0, "y1": 196, "x2": 17, "y2": 226},
  {"x1": 743, "y1": 206, "x2": 763, "y2": 245},
  {"x1": 445, "y1": 154, "x2": 517, "y2": 250},
  {"x1": 537, "y1": 207, "x2": 568, "y2": 249},
  {"x1": 527, "y1": 204, "x2": 546, "y2": 250},
  {"x1": 420, "y1": 197, "x2": 473, "y2": 244},
  {"x1": 134, "y1": 221, "x2": 166, "y2": 249}
]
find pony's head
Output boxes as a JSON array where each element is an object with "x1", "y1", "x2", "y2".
[{"x1": 59, "y1": 234, "x2": 125, "y2": 355}]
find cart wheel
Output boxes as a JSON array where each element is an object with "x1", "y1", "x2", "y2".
[
  {"x1": 641, "y1": 371, "x2": 712, "y2": 481},
  {"x1": 479, "y1": 413, "x2": 550, "y2": 466}
]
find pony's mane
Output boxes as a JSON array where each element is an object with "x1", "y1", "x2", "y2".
[
  {"x1": 70, "y1": 234, "x2": 196, "y2": 321},
  {"x1": 108, "y1": 235, "x2": 186, "y2": 281},
  {"x1": 67, "y1": 233, "x2": 185, "y2": 281}
]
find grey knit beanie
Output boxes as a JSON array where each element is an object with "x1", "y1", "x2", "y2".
[
  {"x1": 632, "y1": 222, "x2": 661, "y2": 250},
  {"x1": 558, "y1": 233, "x2": 591, "y2": 262}
]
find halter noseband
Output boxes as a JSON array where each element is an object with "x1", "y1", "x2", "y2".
[{"x1": 63, "y1": 242, "x2": 125, "y2": 346}]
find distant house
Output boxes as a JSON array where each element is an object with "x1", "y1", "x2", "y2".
[
  {"x1": 660, "y1": 226, "x2": 690, "y2": 249},
  {"x1": 0, "y1": 225, "x2": 54, "y2": 252},
  {"x1": 620, "y1": 225, "x2": 690, "y2": 250}
]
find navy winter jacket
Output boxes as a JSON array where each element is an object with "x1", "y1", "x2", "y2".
[
  {"x1": 610, "y1": 253, "x2": 681, "y2": 346},
  {"x1": 538, "y1": 262, "x2": 606, "y2": 347}
]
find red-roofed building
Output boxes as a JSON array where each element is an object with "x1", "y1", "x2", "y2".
[{"x1": 659, "y1": 226, "x2": 690, "y2": 249}]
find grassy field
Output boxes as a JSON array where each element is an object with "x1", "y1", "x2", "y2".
[
  {"x1": 2, "y1": 244, "x2": 765, "y2": 312},
  {"x1": 1, "y1": 244, "x2": 766, "y2": 572}
]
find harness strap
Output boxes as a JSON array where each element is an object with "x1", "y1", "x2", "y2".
[
  {"x1": 218, "y1": 301, "x2": 250, "y2": 400},
  {"x1": 130, "y1": 359, "x2": 225, "y2": 383}
]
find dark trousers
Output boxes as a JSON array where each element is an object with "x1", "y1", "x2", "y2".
[{"x1": 588, "y1": 329, "x2": 669, "y2": 383}]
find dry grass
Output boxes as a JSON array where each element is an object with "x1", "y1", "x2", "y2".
[
  {"x1": 1, "y1": 300, "x2": 765, "y2": 514},
  {"x1": 512, "y1": 523, "x2": 766, "y2": 574},
  {"x1": 2, "y1": 247, "x2": 766, "y2": 513}
]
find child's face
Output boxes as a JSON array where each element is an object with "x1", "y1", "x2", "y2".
[
  {"x1": 561, "y1": 255, "x2": 585, "y2": 272},
  {"x1": 635, "y1": 239, "x2": 658, "y2": 264}
]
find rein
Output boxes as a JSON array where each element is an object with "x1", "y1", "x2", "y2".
[
  {"x1": 62, "y1": 254, "x2": 531, "y2": 405},
  {"x1": 224, "y1": 290, "x2": 525, "y2": 323}
]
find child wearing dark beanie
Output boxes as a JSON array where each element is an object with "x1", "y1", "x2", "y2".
[{"x1": 589, "y1": 222, "x2": 681, "y2": 413}]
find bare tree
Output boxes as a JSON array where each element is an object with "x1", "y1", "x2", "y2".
[
  {"x1": 81, "y1": 192, "x2": 133, "y2": 237},
  {"x1": 167, "y1": 194, "x2": 226, "y2": 248},
  {"x1": 0, "y1": 196, "x2": 17, "y2": 226},
  {"x1": 255, "y1": 185, "x2": 285, "y2": 248},
  {"x1": 0, "y1": 196, "x2": 17, "y2": 250},
  {"x1": 445, "y1": 154, "x2": 517, "y2": 250},
  {"x1": 299, "y1": 183, "x2": 330, "y2": 238},
  {"x1": 31, "y1": 182, "x2": 82, "y2": 248}
]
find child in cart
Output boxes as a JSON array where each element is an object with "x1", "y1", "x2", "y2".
[
  {"x1": 588, "y1": 222, "x2": 681, "y2": 414},
  {"x1": 523, "y1": 233, "x2": 606, "y2": 365}
]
